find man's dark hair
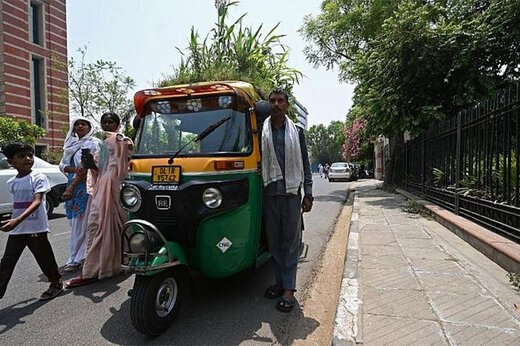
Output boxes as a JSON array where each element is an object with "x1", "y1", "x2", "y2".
[
  {"x1": 268, "y1": 88, "x2": 289, "y2": 102},
  {"x1": 101, "y1": 111, "x2": 121, "y2": 126},
  {"x1": 2, "y1": 142, "x2": 34, "y2": 159}
]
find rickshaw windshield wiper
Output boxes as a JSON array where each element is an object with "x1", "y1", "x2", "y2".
[{"x1": 167, "y1": 116, "x2": 232, "y2": 164}]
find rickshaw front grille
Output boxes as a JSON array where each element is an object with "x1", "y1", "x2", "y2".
[{"x1": 154, "y1": 216, "x2": 178, "y2": 229}]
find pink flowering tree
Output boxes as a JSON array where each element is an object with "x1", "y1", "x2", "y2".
[{"x1": 342, "y1": 118, "x2": 366, "y2": 160}]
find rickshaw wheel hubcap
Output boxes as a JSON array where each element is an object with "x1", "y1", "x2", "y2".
[{"x1": 155, "y1": 277, "x2": 178, "y2": 317}]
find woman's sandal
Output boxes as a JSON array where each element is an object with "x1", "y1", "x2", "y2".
[
  {"x1": 264, "y1": 284, "x2": 283, "y2": 299},
  {"x1": 276, "y1": 297, "x2": 297, "y2": 313},
  {"x1": 65, "y1": 276, "x2": 98, "y2": 288},
  {"x1": 39, "y1": 282, "x2": 64, "y2": 301},
  {"x1": 63, "y1": 263, "x2": 81, "y2": 273}
]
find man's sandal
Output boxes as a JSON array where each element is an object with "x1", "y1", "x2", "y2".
[
  {"x1": 264, "y1": 284, "x2": 283, "y2": 299},
  {"x1": 39, "y1": 283, "x2": 63, "y2": 301},
  {"x1": 276, "y1": 297, "x2": 297, "y2": 313}
]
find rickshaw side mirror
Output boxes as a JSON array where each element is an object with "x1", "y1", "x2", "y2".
[
  {"x1": 133, "y1": 116, "x2": 141, "y2": 131},
  {"x1": 254, "y1": 100, "x2": 271, "y2": 122}
]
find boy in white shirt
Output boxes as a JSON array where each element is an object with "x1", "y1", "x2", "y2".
[{"x1": 0, "y1": 142, "x2": 63, "y2": 300}]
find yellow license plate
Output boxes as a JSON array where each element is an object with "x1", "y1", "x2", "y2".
[{"x1": 152, "y1": 166, "x2": 181, "y2": 184}]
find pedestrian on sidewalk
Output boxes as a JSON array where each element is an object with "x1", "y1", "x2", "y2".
[
  {"x1": 66, "y1": 112, "x2": 133, "y2": 288},
  {"x1": 0, "y1": 142, "x2": 63, "y2": 300},
  {"x1": 318, "y1": 163, "x2": 323, "y2": 178},
  {"x1": 59, "y1": 117, "x2": 101, "y2": 273},
  {"x1": 323, "y1": 163, "x2": 330, "y2": 179},
  {"x1": 261, "y1": 88, "x2": 313, "y2": 313}
]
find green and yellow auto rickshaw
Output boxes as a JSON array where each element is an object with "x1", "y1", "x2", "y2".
[{"x1": 119, "y1": 81, "x2": 272, "y2": 336}]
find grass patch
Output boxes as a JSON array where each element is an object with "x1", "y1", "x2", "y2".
[{"x1": 402, "y1": 199, "x2": 425, "y2": 214}]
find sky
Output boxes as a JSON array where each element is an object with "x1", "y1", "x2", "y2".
[{"x1": 67, "y1": 0, "x2": 355, "y2": 128}]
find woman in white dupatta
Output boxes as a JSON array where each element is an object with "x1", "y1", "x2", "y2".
[{"x1": 59, "y1": 117, "x2": 101, "y2": 272}]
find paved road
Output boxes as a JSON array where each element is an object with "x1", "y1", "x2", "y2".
[{"x1": 0, "y1": 175, "x2": 349, "y2": 344}]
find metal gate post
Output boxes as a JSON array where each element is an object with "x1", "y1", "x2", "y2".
[{"x1": 455, "y1": 112, "x2": 462, "y2": 214}]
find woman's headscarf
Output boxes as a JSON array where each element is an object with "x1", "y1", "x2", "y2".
[{"x1": 61, "y1": 116, "x2": 96, "y2": 168}]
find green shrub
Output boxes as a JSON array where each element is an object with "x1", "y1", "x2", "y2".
[
  {"x1": 402, "y1": 199, "x2": 424, "y2": 214},
  {"x1": 507, "y1": 272, "x2": 520, "y2": 291}
]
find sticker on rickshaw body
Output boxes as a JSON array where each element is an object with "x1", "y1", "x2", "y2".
[
  {"x1": 216, "y1": 237, "x2": 232, "y2": 253},
  {"x1": 149, "y1": 185, "x2": 180, "y2": 191}
]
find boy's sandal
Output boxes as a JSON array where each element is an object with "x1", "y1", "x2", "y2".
[
  {"x1": 276, "y1": 297, "x2": 297, "y2": 313},
  {"x1": 39, "y1": 283, "x2": 63, "y2": 301},
  {"x1": 65, "y1": 276, "x2": 98, "y2": 288},
  {"x1": 264, "y1": 284, "x2": 283, "y2": 299}
]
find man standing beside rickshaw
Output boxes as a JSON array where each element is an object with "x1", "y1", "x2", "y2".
[{"x1": 261, "y1": 88, "x2": 313, "y2": 312}]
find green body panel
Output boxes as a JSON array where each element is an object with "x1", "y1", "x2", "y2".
[{"x1": 128, "y1": 171, "x2": 263, "y2": 278}]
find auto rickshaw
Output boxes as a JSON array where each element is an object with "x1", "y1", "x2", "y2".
[{"x1": 119, "y1": 81, "x2": 272, "y2": 336}]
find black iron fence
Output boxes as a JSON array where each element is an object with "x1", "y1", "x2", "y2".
[{"x1": 403, "y1": 84, "x2": 520, "y2": 241}]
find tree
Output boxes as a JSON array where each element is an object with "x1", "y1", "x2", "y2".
[
  {"x1": 0, "y1": 117, "x2": 44, "y2": 148},
  {"x1": 306, "y1": 121, "x2": 346, "y2": 165},
  {"x1": 301, "y1": 0, "x2": 520, "y2": 183},
  {"x1": 160, "y1": 1, "x2": 302, "y2": 101},
  {"x1": 67, "y1": 46, "x2": 136, "y2": 125},
  {"x1": 342, "y1": 118, "x2": 365, "y2": 160}
]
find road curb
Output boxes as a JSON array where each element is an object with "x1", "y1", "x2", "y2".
[
  {"x1": 295, "y1": 192, "x2": 353, "y2": 345},
  {"x1": 332, "y1": 191, "x2": 362, "y2": 345},
  {"x1": 397, "y1": 188, "x2": 520, "y2": 274}
]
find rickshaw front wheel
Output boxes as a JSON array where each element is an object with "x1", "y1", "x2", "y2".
[{"x1": 130, "y1": 267, "x2": 187, "y2": 336}]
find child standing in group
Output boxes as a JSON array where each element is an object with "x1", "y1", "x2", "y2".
[{"x1": 0, "y1": 142, "x2": 63, "y2": 300}]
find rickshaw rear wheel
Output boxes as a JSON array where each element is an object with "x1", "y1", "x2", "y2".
[{"x1": 130, "y1": 267, "x2": 188, "y2": 336}]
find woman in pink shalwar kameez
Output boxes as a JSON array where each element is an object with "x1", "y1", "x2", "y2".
[{"x1": 66, "y1": 112, "x2": 132, "y2": 287}]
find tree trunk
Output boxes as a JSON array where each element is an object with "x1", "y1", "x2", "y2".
[{"x1": 384, "y1": 133, "x2": 405, "y2": 186}]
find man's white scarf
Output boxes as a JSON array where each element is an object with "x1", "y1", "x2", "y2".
[{"x1": 261, "y1": 115, "x2": 304, "y2": 195}]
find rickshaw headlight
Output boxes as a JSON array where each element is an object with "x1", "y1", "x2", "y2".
[
  {"x1": 120, "y1": 185, "x2": 141, "y2": 212},
  {"x1": 202, "y1": 188, "x2": 223, "y2": 209}
]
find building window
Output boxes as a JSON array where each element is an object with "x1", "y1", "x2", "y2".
[
  {"x1": 29, "y1": 2, "x2": 44, "y2": 46},
  {"x1": 31, "y1": 57, "x2": 46, "y2": 128}
]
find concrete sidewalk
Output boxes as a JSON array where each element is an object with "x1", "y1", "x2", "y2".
[{"x1": 334, "y1": 180, "x2": 520, "y2": 345}]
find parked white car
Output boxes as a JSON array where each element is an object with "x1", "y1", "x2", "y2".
[
  {"x1": 328, "y1": 162, "x2": 352, "y2": 182},
  {"x1": 0, "y1": 152, "x2": 68, "y2": 217}
]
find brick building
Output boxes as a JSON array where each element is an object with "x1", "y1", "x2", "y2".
[{"x1": 0, "y1": 0, "x2": 68, "y2": 153}]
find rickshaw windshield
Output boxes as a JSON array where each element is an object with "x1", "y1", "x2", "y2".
[{"x1": 134, "y1": 95, "x2": 251, "y2": 157}]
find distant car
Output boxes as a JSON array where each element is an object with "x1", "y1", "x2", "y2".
[
  {"x1": 0, "y1": 152, "x2": 67, "y2": 218},
  {"x1": 328, "y1": 162, "x2": 352, "y2": 182}
]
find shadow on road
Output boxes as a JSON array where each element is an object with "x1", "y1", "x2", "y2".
[
  {"x1": 0, "y1": 295, "x2": 69, "y2": 334},
  {"x1": 65, "y1": 273, "x2": 131, "y2": 303},
  {"x1": 99, "y1": 264, "x2": 319, "y2": 344},
  {"x1": 314, "y1": 189, "x2": 349, "y2": 204}
]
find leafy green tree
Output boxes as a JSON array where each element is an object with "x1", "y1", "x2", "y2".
[
  {"x1": 67, "y1": 46, "x2": 136, "y2": 125},
  {"x1": 301, "y1": 0, "x2": 520, "y2": 183},
  {"x1": 0, "y1": 117, "x2": 44, "y2": 148},
  {"x1": 160, "y1": 1, "x2": 302, "y2": 100},
  {"x1": 306, "y1": 121, "x2": 346, "y2": 165}
]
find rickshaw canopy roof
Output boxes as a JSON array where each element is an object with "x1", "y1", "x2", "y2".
[{"x1": 134, "y1": 81, "x2": 260, "y2": 117}]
